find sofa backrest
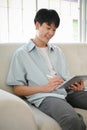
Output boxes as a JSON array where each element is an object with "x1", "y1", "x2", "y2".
[
  {"x1": 0, "y1": 43, "x2": 22, "y2": 93},
  {"x1": 0, "y1": 43, "x2": 87, "y2": 94},
  {"x1": 58, "y1": 43, "x2": 87, "y2": 76}
]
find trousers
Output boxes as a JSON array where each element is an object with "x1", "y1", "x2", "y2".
[{"x1": 39, "y1": 90, "x2": 87, "y2": 130}]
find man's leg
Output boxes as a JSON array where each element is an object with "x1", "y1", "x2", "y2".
[
  {"x1": 66, "y1": 91, "x2": 87, "y2": 109},
  {"x1": 39, "y1": 97, "x2": 86, "y2": 130}
]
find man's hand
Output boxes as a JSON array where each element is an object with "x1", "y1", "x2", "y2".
[
  {"x1": 69, "y1": 80, "x2": 84, "y2": 91},
  {"x1": 44, "y1": 76, "x2": 64, "y2": 92}
]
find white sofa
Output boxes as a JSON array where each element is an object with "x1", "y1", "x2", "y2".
[{"x1": 0, "y1": 43, "x2": 87, "y2": 130}]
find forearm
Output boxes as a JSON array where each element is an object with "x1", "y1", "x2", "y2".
[
  {"x1": 13, "y1": 85, "x2": 45, "y2": 96},
  {"x1": 13, "y1": 76, "x2": 64, "y2": 96}
]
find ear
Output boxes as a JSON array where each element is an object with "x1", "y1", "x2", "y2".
[{"x1": 35, "y1": 22, "x2": 40, "y2": 29}]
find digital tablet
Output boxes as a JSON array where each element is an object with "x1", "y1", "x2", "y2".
[{"x1": 57, "y1": 75, "x2": 87, "y2": 89}]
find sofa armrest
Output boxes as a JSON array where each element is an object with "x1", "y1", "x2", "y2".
[
  {"x1": 0, "y1": 89, "x2": 38, "y2": 130},
  {"x1": 0, "y1": 89, "x2": 62, "y2": 130}
]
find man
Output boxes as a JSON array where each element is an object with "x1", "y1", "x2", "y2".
[{"x1": 7, "y1": 8, "x2": 86, "y2": 130}]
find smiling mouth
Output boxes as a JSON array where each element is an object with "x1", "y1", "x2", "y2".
[
  {"x1": 46, "y1": 36, "x2": 52, "y2": 40},
  {"x1": 46, "y1": 38, "x2": 50, "y2": 42}
]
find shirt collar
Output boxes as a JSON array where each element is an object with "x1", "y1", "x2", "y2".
[
  {"x1": 26, "y1": 39, "x2": 54, "y2": 52},
  {"x1": 25, "y1": 39, "x2": 35, "y2": 52}
]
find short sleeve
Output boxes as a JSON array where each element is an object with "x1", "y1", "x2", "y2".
[{"x1": 6, "y1": 50, "x2": 27, "y2": 86}]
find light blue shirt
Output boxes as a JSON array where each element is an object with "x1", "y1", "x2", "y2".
[{"x1": 6, "y1": 39, "x2": 70, "y2": 107}]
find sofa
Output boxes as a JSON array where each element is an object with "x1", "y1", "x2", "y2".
[{"x1": 0, "y1": 43, "x2": 87, "y2": 130}]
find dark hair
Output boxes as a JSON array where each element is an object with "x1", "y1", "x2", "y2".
[{"x1": 34, "y1": 8, "x2": 60, "y2": 28}]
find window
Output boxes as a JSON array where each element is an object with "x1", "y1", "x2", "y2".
[
  {"x1": 73, "y1": 19, "x2": 78, "y2": 41},
  {"x1": 0, "y1": 0, "x2": 36, "y2": 43},
  {"x1": 0, "y1": 0, "x2": 87, "y2": 43}
]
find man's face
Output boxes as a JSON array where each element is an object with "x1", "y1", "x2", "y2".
[{"x1": 36, "y1": 22, "x2": 56, "y2": 44}]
